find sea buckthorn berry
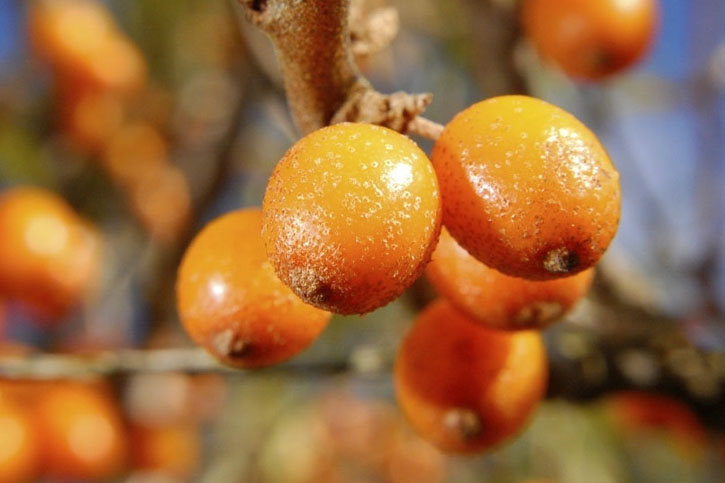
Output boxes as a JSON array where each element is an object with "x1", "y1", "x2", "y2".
[
  {"x1": 0, "y1": 398, "x2": 40, "y2": 483},
  {"x1": 176, "y1": 208, "x2": 330, "y2": 368},
  {"x1": 30, "y1": 0, "x2": 146, "y2": 93},
  {"x1": 129, "y1": 164, "x2": 191, "y2": 244},
  {"x1": 34, "y1": 382, "x2": 127, "y2": 480},
  {"x1": 522, "y1": 0, "x2": 659, "y2": 81},
  {"x1": 102, "y1": 122, "x2": 168, "y2": 187},
  {"x1": 130, "y1": 423, "x2": 201, "y2": 479},
  {"x1": 59, "y1": 89, "x2": 124, "y2": 154},
  {"x1": 29, "y1": 0, "x2": 116, "y2": 70},
  {"x1": 602, "y1": 391, "x2": 708, "y2": 462},
  {"x1": 262, "y1": 122, "x2": 442, "y2": 314},
  {"x1": 394, "y1": 299, "x2": 547, "y2": 453},
  {"x1": 431, "y1": 95, "x2": 620, "y2": 281},
  {"x1": 0, "y1": 187, "x2": 102, "y2": 319},
  {"x1": 426, "y1": 228, "x2": 595, "y2": 330}
]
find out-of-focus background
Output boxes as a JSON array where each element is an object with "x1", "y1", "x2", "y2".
[{"x1": 0, "y1": 0, "x2": 723, "y2": 481}]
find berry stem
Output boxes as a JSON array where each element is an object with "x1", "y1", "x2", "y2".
[
  {"x1": 236, "y1": 0, "x2": 435, "y2": 135},
  {"x1": 407, "y1": 116, "x2": 444, "y2": 140}
]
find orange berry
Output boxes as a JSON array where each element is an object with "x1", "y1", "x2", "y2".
[
  {"x1": 130, "y1": 423, "x2": 201, "y2": 478},
  {"x1": 102, "y1": 122, "x2": 168, "y2": 187},
  {"x1": 130, "y1": 164, "x2": 191, "y2": 244},
  {"x1": 29, "y1": 0, "x2": 116, "y2": 69},
  {"x1": 602, "y1": 391, "x2": 708, "y2": 460},
  {"x1": 0, "y1": 398, "x2": 40, "y2": 483},
  {"x1": 431, "y1": 95, "x2": 620, "y2": 281},
  {"x1": 522, "y1": 0, "x2": 659, "y2": 80},
  {"x1": 426, "y1": 228, "x2": 595, "y2": 329},
  {"x1": 0, "y1": 187, "x2": 102, "y2": 319},
  {"x1": 262, "y1": 122, "x2": 442, "y2": 314},
  {"x1": 82, "y1": 36, "x2": 147, "y2": 93},
  {"x1": 34, "y1": 382, "x2": 127, "y2": 480},
  {"x1": 30, "y1": 0, "x2": 146, "y2": 93},
  {"x1": 394, "y1": 299, "x2": 547, "y2": 453},
  {"x1": 176, "y1": 208, "x2": 331, "y2": 368},
  {"x1": 59, "y1": 89, "x2": 124, "y2": 154}
]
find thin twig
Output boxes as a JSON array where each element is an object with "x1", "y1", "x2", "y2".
[
  {"x1": 406, "y1": 116, "x2": 444, "y2": 141},
  {"x1": 0, "y1": 348, "x2": 353, "y2": 379}
]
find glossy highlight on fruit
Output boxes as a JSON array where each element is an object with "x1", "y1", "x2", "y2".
[
  {"x1": 431, "y1": 95, "x2": 620, "y2": 281},
  {"x1": 394, "y1": 299, "x2": 547, "y2": 453},
  {"x1": 262, "y1": 122, "x2": 442, "y2": 314},
  {"x1": 426, "y1": 228, "x2": 595, "y2": 330},
  {"x1": 522, "y1": 0, "x2": 659, "y2": 80},
  {"x1": 176, "y1": 208, "x2": 330, "y2": 368},
  {"x1": 0, "y1": 187, "x2": 102, "y2": 319}
]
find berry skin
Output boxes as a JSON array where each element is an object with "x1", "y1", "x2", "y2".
[
  {"x1": 176, "y1": 208, "x2": 330, "y2": 368},
  {"x1": 431, "y1": 95, "x2": 620, "y2": 281},
  {"x1": 262, "y1": 122, "x2": 442, "y2": 314},
  {"x1": 394, "y1": 299, "x2": 547, "y2": 453},
  {"x1": 34, "y1": 382, "x2": 127, "y2": 480},
  {"x1": 522, "y1": 0, "x2": 659, "y2": 81},
  {"x1": 426, "y1": 228, "x2": 595, "y2": 330},
  {"x1": 0, "y1": 187, "x2": 102, "y2": 319}
]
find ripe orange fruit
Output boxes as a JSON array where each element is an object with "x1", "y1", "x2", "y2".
[
  {"x1": 79, "y1": 36, "x2": 147, "y2": 93},
  {"x1": 34, "y1": 382, "x2": 127, "y2": 480},
  {"x1": 426, "y1": 228, "x2": 595, "y2": 329},
  {"x1": 102, "y1": 122, "x2": 168, "y2": 187},
  {"x1": 602, "y1": 391, "x2": 708, "y2": 461},
  {"x1": 129, "y1": 164, "x2": 191, "y2": 244},
  {"x1": 262, "y1": 122, "x2": 442, "y2": 314},
  {"x1": 431, "y1": 95, "x2": 620, "y2": 281},
  {"x1": 394, "y1": 299, "x2": 547, "y2": 453},
  {"x1": 176, "y1": 208, "x2": 331, "y2": 368},
  {"x1": 521, "y1": 0, "x2": 659, "y2": 80},
  {"x1": 0, "y1": 398, "x2": 40, "y2": 483},
  {"x1": 29, "y1": 0, "x2": 146, "y2": 93},
  {"x1": 0, "y1": 187, "x2": 102, "y2": 319},
  {"x1": 58, "y1": 89, "x2": 124, "y2": 154},
  {"x1": 29, "y1": 0, "x2": 116, "y2": 69},
  {"x1": 130, "y1": 423, "x2": 200, "y2": 478}
]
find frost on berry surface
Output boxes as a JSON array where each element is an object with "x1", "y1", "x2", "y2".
[
  {"x1": 262, "y1": 123, "x2": 442, "y2": 315},
  {"x1": 431, "y1": 95, "x2": 621, "y2": 280}
]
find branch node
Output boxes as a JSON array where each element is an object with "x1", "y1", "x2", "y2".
[{"x1": 331, "y1": 89, "x2": 432, "y2": 133}]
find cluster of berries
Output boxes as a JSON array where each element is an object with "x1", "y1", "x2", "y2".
[{"x1": 177, "y1": 94, "x2": 621, "y2": 452}]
